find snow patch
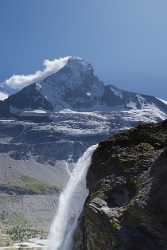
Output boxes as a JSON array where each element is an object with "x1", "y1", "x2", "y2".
[
  {"x1": 126, "y1": 101, "x2": 137, "y2": 109},
  {"x1": 60, "y1": 109, "x2": 76, "y2": 113},
  {"x1": 136, "y1": 94, "x2": 146, "y2": 108},
  {"x1": 122, "y1": 107, "x2": 167, "y2": 123},
  {"x1": 21, "y1": 109, "x2": 48, "y2": 117},
  {"x1": 110, "y1": 86, "x2": 123, "y2": 99},
  {"x1": 156, "y1": 97, "x2": 167, "y2": 105}
]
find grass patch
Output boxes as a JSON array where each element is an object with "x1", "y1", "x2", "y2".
[
  {"x1": 0, "y1": 175, "x2": 59, "y2": 195},
  {"x1": 21, "y1": 175, "x2": 59, "y2": 194},
  {"x1": 6, "y1": 213, "x2": 46, "y2": 242}
]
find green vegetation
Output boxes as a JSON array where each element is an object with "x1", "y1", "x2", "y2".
[
  {"x1": 0, "y1": 212, "x2": 47, "y2": 246},
  {"x1": 6, "y1": 213, "x2": 46, "y2": 242},
  {"x1": 21, "y1": 175, "x2": 58, "y2": 194},
  {"x1": 0, "y1": 195, "x2": 17, "y2": 204},
  {"x1": 1, "y1": 175, "x2": 59, "y2": 194},
  {"x1": 7, "y1": 225, "x2": 43, "y2": 242}
]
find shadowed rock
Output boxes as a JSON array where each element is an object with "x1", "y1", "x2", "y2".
[{"x1": 74, "y1": 120, "x2": 167, "y2": 250}]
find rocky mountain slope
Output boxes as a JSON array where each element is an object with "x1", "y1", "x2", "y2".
[{"x1": 75, "y1": 120, "x2": 167, "y2": 250}]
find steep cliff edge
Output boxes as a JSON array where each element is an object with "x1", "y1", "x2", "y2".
[{"x1": 75, "y1": 120, "x2": 167, "y2": 250}]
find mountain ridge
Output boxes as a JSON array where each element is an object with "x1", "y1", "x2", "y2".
[{"x1": 0, "y1": 57, "x2": 167, "y2": 116}]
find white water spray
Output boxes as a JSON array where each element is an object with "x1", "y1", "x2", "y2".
[{"x1": 47, "y1": 144, "x2": 98, "y2": 250}]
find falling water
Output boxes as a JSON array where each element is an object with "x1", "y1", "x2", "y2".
[{"x1": 47, "y1": 144, "x2": 98, "y2": 250}]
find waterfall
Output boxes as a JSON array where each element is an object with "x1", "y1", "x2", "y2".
[{"x1": 47, "y1": 144, "x2": 98, "y2": 250}]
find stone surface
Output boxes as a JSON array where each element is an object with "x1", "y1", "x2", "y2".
[{"x1": 75, "y1": 120, "x2": 167, "y2": 250}]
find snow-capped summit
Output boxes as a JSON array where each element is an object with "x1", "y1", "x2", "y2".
[
  {"x1": 0, "y1": 56, "x2": 94, "y2": 99},
  {"x1": 36, "y1": 56, "x2": 105, "y2": 111},
  {"x1": 0, "y1": 56, "x2": 81, "y2": 99},
  {"x1": 0, "y1": 56, "x2": 167, "y2": 115}
]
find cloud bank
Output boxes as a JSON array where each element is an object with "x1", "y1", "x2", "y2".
[{"x1": 5, "y1": 56, "x2": 70, "y2": 90}]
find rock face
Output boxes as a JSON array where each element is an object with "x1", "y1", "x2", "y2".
[{"x1": 75, "y1": 120, "x2": 167, "y2": 250}]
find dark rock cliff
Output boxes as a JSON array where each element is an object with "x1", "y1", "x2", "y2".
[{"x1": 74, "y1": 120, "x2": 167, "y2": 250}]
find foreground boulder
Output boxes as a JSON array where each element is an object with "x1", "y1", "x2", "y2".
[{"x1": 75, "y1": 120, "x2": 167, "y2": 250}]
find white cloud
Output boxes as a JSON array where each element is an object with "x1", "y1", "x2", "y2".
[
  {"x1": 5, "y1": 56, "x2": 70, "y2": 90},
  {"x1": 0, "y1": 91, "x2": 8, "y2": 100}
]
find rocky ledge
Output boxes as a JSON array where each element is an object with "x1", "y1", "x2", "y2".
[{"x1": 75, "y1": 120, "x2": 167, "y2": 250}]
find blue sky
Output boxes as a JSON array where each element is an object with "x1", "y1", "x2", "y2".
[{"x1": 0, "y1": 0, "x2": 167, "y2": 98}]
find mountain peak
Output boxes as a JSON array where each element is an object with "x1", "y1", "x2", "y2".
[
  {"x1": 1, "y1": 56, "x2": 167, "y2": 114},
  {"x1": 67, "y1": 56, "x2": 91, "y2": 65},
  {"x1": 0, "y1": 56, "x2": 93, "y2": 100},
  {"x1": 62, "y1": 56, "x2": 94, "y2": 75}
]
